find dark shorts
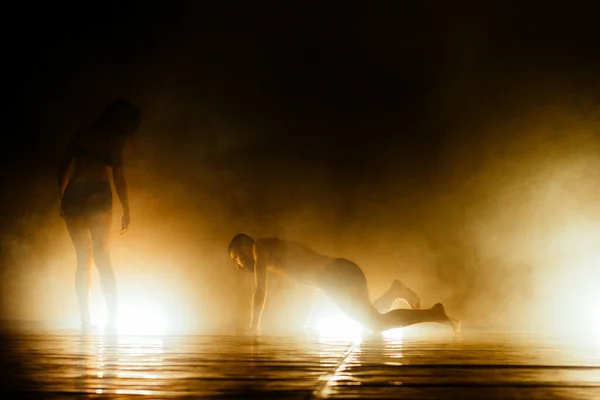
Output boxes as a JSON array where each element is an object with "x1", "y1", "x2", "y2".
[
  {"x1": 318, "y1": 258, "x2": 367, "y2": 297},
  {"x1": 62, "y1": 181, "x2": 112, "y2": 218}
]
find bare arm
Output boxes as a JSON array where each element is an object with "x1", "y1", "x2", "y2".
[
  {"x1": 57, "y1": 146, "x2": 75, "y2": 216},
  {"x1": 112, "y1": 162, "x2": 131, "y2": 232},
  {"x1": 109, "y1": 133, "x2": 131, "y2": 225},
  {"x1": 250, "y1": 245, "x2": 268, "y2": 330},
  {"x1": 112, "y1": 164, "x2": 130, "y2": 211}
]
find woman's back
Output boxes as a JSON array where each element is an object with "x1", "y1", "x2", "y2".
[{"x1": 68, "y1": 127, "x2": 124, "y2": 183}]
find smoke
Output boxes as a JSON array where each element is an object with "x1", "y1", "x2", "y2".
[
  {"x1": 3, "y1": 84, "x2": 599, "y2": 334},
  {"x1": 423, "y1": 93, "x2": 600, "y2": 329},
  {"x1": 2, "y1": 2, "x2": 600, "y2": 335}
]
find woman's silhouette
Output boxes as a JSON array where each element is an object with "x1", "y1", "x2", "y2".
[{"x1": 58, "y1": 99, "x2": 140, "y2": 332}]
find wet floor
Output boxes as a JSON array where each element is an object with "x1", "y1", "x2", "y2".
[{"x1": 1, "y1": 328, "x2": 599, "y2": 399}]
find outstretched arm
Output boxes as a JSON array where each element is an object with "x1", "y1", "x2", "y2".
[{"x1": 112, "y1": 162, "x2": 130, "y2": 233}]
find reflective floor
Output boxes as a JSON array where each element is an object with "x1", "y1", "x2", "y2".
[{"x1": 1, "y1": 328, "x2": 599, "y2": 399}]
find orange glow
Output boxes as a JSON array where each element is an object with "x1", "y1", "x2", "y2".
[
  {"x1": 535, "y1": 219, "x2": 600, "y2": 339},
  {"x1": 314, "y1": 311, "x2": 363, "y2": 341},
  {"x1": 382, "y1": 327, "x2": 405, "y2": 340},
  {"x1": 90, "y1": 291, "x2": 169, "y2": 335}
]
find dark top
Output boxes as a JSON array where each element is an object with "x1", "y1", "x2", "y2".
[{"x1": 67, "y1": 129, "x2": 123, "y2": 168}]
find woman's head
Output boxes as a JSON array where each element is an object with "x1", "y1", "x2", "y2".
[{"x1": 98, "y1": 99, "x2": 141, "y2": 136}]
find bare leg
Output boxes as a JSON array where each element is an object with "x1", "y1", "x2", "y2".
[
  {"x1": 372, "y1": 279, "x2": 421, "y2": 312},
  {"x1": 65, "y1": 217, "x2": 92, "y2": 329},
  {"x1": 327, "y1": 284, "x2": 459, "y2": 335},
  {"x1": 89, "y1": 211, "x2": 117, "y2": 330},
  {"x1": 380, "y1": 303, "x2": 461, "y2": 334}
]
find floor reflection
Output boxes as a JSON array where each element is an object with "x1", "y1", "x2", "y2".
[
  {"x1": 316, "y1": 329, "x2": 600, "y2": 399},
  {"x1": 1, "y1": 330, "x2": 599, "y2": 399},
  {"x1": 73, "y1": 334, "x2": 164, "y2": 396}
]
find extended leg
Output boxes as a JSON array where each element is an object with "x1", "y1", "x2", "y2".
[
  {"x1": 379, "y1": 303, "x2": 461, "y2": 334},
  {"x1": 65, "y1": 217, "x2": 93, "y2": 329},
  {"x1": 327, "y1": 284, "x2": 459, "y2": 335},
  {"x1": 90, "y1": 211, "x2": 117, "y2": 330},
  {"x1": 372, "y1": 279, "x2": 421, "y2": 313}
]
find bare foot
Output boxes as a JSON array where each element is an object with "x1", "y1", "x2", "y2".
[{"x1": 431, "y1": 303, "x2": 461, "y2": 336}]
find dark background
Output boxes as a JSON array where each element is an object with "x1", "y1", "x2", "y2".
[{"x1": 1, "y1": 1, "x2": 599, "y2": 333}]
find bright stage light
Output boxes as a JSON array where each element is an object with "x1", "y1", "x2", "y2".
[
  {"x1": 314, "y1": 312, "x2": 363, "y2": 341},
  {"x1": 90, "y1": 295, "x2": 168, "y2": 335},
  {"x1": 535, "y1": 219, "x2": 600, "y2": 341},
  {"x1": 382, "y1": 327, "x2": 405, "y2": 340},
  {"x1": 313, "y1": 312, "x2": 410, "y2": 341},
  {"x1": 117, "y1": 300, "x2": 168, "y2": 335}
]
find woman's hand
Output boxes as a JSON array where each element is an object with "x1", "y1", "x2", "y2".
[{"x1": 119, "y1": 211, "x2": 131, "y2": 235}]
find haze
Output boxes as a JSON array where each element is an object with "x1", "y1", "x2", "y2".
[{"x1": 2, "y1": 2, "x2": 599, "y2": 336}]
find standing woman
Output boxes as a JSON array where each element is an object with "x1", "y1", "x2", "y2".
[{"x1": 58, "y1": 99, "x2": 140, "y2": 332}]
